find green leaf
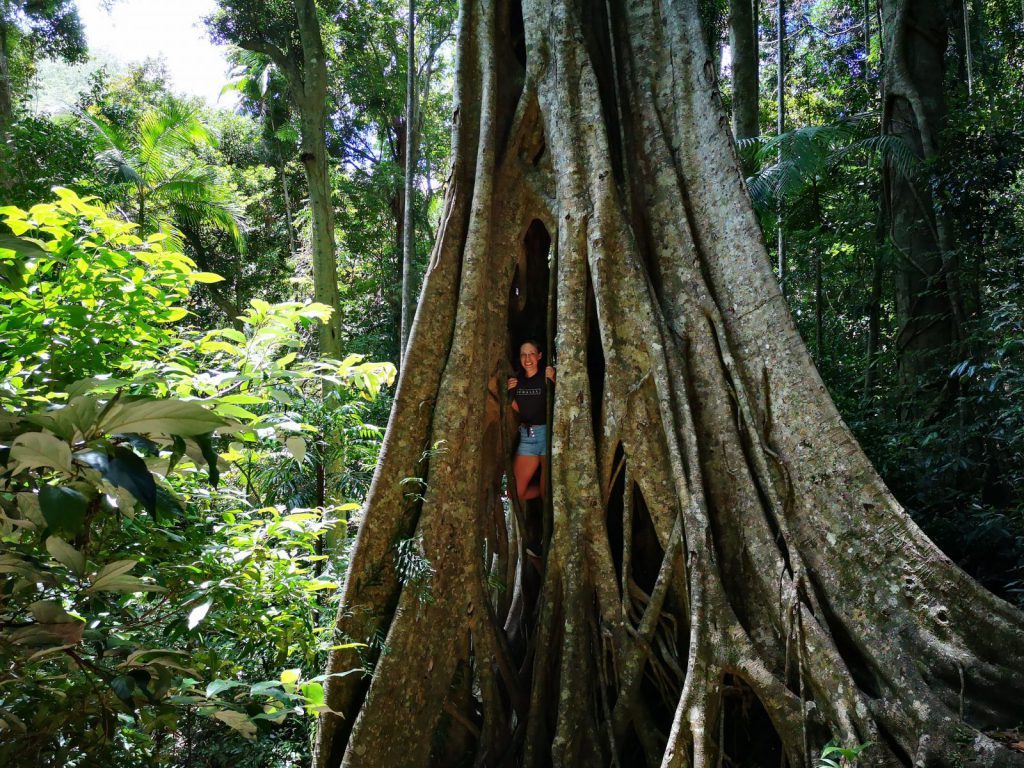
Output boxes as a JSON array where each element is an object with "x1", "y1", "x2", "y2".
[
  {"x1": 110, "y1": 675, "x2": 136, "y2": 707},
  {"x1": 28, "y1": 599, "x2": 75, "y2": 624},
  {"x1": 88, "y1": 574, "x2": 166, "y2": 593},
  {"x1": 212, "y1": 403, "x2": 259, "y2": 420},
  {"x1": 99, "y1": 399, "x2": 227, "y2": 437},
  {"x1": 105, "y1": 446, "x2": 156, "y2": 514},
  {"x1": 94, "y1": 559, "x2": 138, "y2": 581},
  {"x1": 187, "y1": 599, "x2": 213, "y2": 630},
  {"x1": 0, "y1": 233, "x2": 48, "y2": 259},
  {"x1": 193, "y1": 432, "x2": 220, "y2": 487},
  {"x1": 212, "y1": 710, "x2": 257, "y2": 740},
  {"x1": 300, "y1": 681, "x2": 324, "y2": 709},
  {"x1": 301, "y1": 580, "x2": 338, "y2": 592},
  {"x1": 188, "y1": 271, "x2": 226, "y2": 284},
  {"x1": 206, "y1": 679, "x2": 246, "y2": 698},
  {"x1": 39, "y1": 485, "x2": 89, "y2": 537},
  {"x1": 8, "y1": 432, "x2": 74, "y2": 475},
  {"x1": 285, "y1": 436, "x2": 306, "y2": 463},
  {"x1": 45, "y1": 536, "x2": 86, "y2": 576},
  {"x1": 88, "y1": 559, "x2": 165, "y2": 593},
  {"x1": 161, "y1": 307, "x2": 189, "y2": 322},
  {"x1": 218, "y1": 394, "x2": 266, "y2": 405}
]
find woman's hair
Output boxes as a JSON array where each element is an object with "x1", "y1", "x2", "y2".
[{"x1": 519, "y1": 339, "x2": 542, "y2": 354}]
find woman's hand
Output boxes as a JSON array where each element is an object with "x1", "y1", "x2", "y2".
[
  {"x1": 507, "y1": 376, "x2": 518, "y2": 391},
  {"x1": 545, "y1": 366, "x2": 556, "y2": 383}
]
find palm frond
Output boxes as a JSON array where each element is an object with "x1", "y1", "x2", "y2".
[
  {"x1": 849, "y1": 135, "x2": 920, "y2": 180},
  {"x1": 94, "y1": 148, "x2": 145, "y2": 188},
  {"x1": 137, "y1": 103, "x2": 217, "y2": 175},
  {"x1": 742, "y1": 113, "x2": 919, "y2": 213},
  {"x1": 158, "y1": 174, "x2": 247, "y2": 253}
]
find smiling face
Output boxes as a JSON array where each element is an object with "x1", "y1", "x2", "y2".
[{"x1": 519, "y1": 342, "x2": 542, "y2": 376}]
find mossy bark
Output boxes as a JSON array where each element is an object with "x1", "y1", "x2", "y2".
[{"x1": 314, "y1": 0, "x2": 1024, "y2": 766}]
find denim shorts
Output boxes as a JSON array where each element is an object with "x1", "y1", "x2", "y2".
[{"x1": 516, "y1": 424, "x2": 548, "y2": 456}]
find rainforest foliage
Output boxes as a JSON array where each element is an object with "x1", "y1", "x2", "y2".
[{"x1": 0, "y1": 0, "x2": 1022, "y2": 765}]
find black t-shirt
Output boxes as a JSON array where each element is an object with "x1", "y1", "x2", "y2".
[{"x1": 513, "y1": 371, "x2": 547, "y2": 426}]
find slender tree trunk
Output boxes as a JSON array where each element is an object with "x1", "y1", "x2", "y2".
[
  {"x1": 863, "y1": 0, "x2": 871, "y2": 82},
  {"x1": 813, "y1": 186, "x2": 823, "y2": 361},
  {"x1": 294, "y1": 0, "x2": 343, "y2": 359},
  {"x1": 315, "y1": 0, "x2": 1024, "y2": 766},
  {"x1": 776, "y1": 0, "x2": 786, "y2": 289},
  {"x1": 400, "y1": 0, "x2": 417, "y2": 368},
  {"x1": 864, "y1": 209, "x2": 885, "y2": 400},
  {"x1": 962, "y1": 0, "x2": 974, "y2": 97},
  {"x1": 0, "y1": 15, "x2": 12, "y2": 133},
  {"x1": 729, "y1": 0, "x2": 759, "y2": 140},
  {"x1": 881, "y1": 0, "x2": 964, "y2": 394},
  {"x1": 278, "y1": 153, "x2": 298, "y2": 258}
]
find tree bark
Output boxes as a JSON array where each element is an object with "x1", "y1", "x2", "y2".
[
  {"x1": 729, "y1": 0, "x2": 759, "y2": 140},
  {"x1": 315, "y1": 0, "x2": 1024, "y2": 766},
  {"x1": 881, "y1": 0, "x2": 964, "y2": 394}
]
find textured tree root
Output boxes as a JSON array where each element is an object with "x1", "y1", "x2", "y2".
[{"x1": 314, "y1": 0, "x2": 1024, "y2": 766}]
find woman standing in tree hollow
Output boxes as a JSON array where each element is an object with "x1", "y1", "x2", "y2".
[{"x1": 507, "y1": 340, "x2": 556, "y2": 503}]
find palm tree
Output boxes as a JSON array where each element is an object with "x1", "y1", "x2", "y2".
[
  {"x1": 82, "y1": 100, "x2": 246, "y2": 253},
  {"x1": 738, "y1": 113, "x2": 918, "y2": 212}
]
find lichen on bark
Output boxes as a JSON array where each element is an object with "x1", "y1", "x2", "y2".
[{"x1": 313, "y1": 0, "x2": 1024, "y2": 766}]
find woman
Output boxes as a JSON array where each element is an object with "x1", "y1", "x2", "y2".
[{"x1": 507, "y1": 340, "x2": 556, "y2": 502}]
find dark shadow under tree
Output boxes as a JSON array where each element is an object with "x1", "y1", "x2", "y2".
[{"x1": 314, "y1": 0, "x2": 1024, "y2": 765}]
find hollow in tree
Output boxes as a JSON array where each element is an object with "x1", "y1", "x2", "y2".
[{"x1": 314, "y1": 0, "x2": 1024, "y2": 765}]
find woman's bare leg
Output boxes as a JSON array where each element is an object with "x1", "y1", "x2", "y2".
[{"x1": 513, "y1": 455, "x2": 542, "y2": 501}]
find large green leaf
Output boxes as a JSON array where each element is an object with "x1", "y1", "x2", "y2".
[
  {"x1": 7, "y1": 432, "x2": 74, "y2": 475},
  {"x1": 0, "y1": 233, "x2": 48, "y2": 259},
  {"x1": 105, "y1": 446, "x2": 156, "y2": 514},
  {"x1": 39, "y1": 485, "x2": 89, "y2": 537},
  {"x1": 45, "y1": 536, "x2": 86, "y2": 577},
  {"x1": 98, "y1": 400, "x2": 227, "y2": 437}
]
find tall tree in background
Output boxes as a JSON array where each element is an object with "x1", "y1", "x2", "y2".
[
  {"x1": 400, "y1": 0, "x2": 416, "y2": 367},
  {"x1": 224, "y1": 50, "x2": 301, "y2": 259},
  {"x1": 729, "y1": 0, "x2": 758, "y2": 140},
  {"x1": 0, "y1": 0, "x2": 85, "y2": 128},
  {"x1": 881, "y1": 0, "x2": 964, "y2": 394},
  {"x1": 209, "y1": 0, "x2": 344, "y2": 358},
  {"x1": 315, "y1": 0, "x2": 1024, "y2": 766},
  {"x1": 0, "y1": 0, "x2": 86, "y2": 193},
  {"x1": 775, "y1": 0, "x2": 786, "y2": 285}
]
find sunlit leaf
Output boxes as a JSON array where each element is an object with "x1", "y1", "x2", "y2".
[{"x1": 187, "y1": 599, "x2": 213, "y2": 630}]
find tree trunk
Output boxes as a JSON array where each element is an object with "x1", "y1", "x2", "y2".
[
  {"x1": 0, "y1": 16, "x2": 12, "y2": 133},
  {"x1": 775, "y1": 0, "x2": 786, "y2": 290},
  {"x1": 863, "y1": 0, "x2": 871, "y2": 82},
  {"x1": 400, "y1": 0, "x2": 417, "y2": 369},
  {"x1": 881, "y1": 0, "x2": 964, "y2": 393},
  {"x1": 315, "y1": 0, "x2": 1024, "y2": 766},
  {"x1": 729, "y1": 0, "x2": 759, "y2": 140},
  {"x1": 278, "y1": 153, "x2": 298, "y2": 259},
  {"x1": 294, "y1": 0, "x2": 343, "y2": 359}
]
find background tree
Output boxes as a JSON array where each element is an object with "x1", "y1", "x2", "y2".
[
  {"x1": 315, "y1": 0, "x2": 1024, "y2": 766},
  {"x1": 0, "y1": 0, "x2": 85, "y2": 130},
  {"x1": 881, "y1": 0, "x2": 964, "y2": 397},
  {"x1": 209, "y1": 0, "x2": 344, "y2": 358},
  {"x1": 728, "y1": 0, "x2": 759, "y2": 141}
]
